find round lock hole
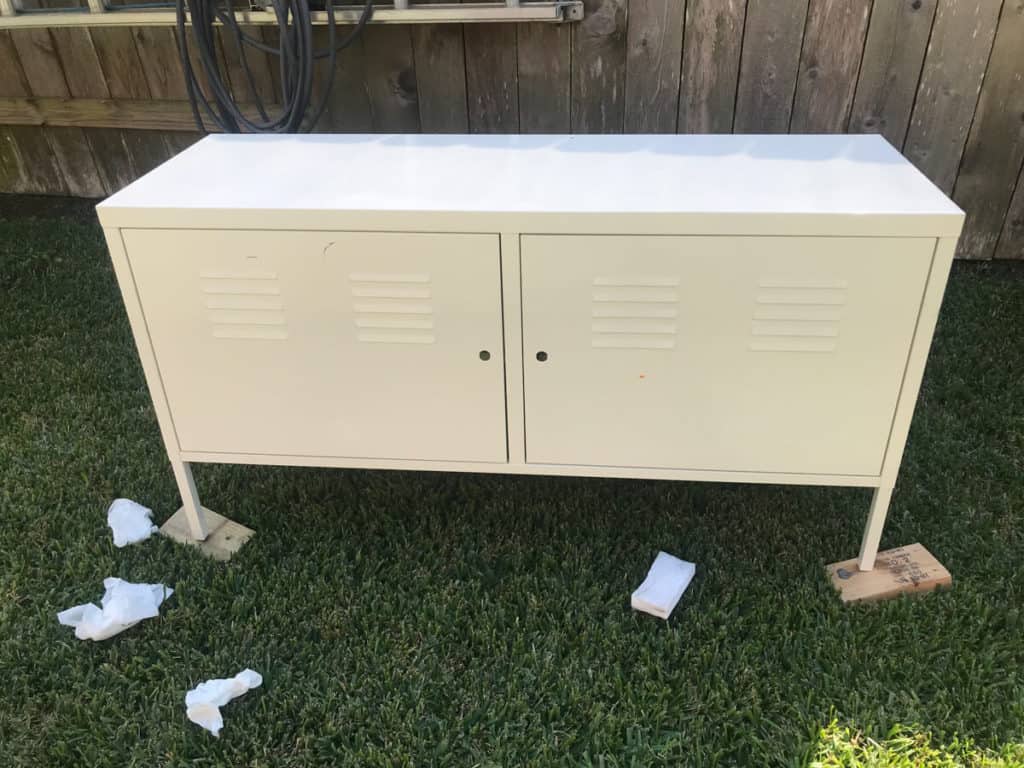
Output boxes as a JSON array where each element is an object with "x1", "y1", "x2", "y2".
[
  {"x1": 479, "y1": 350, "x2": 491, "y2": 361},
  {"x1": 536, "y1": 351, "x2": 548, "y2": 362}
]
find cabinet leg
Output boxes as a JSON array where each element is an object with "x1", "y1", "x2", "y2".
[
  {"x1": 858, "y1": 484, "x2": 894, "y2": 571},
  {"x1": 171, "y1": 460, "x2": 209, "y2": 541}
]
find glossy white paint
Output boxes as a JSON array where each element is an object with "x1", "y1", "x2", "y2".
[{"x1": 98, "y1": 134, "x2": 964, "y2": 569}]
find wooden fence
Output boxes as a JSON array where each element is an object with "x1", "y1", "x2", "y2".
[{"x1": 1, "y1": 0, "x2": 1022, "y2": 259}]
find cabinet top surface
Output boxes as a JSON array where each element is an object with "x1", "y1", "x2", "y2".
[{"x1": 97, "y1": 134, "x2": 962, "y2": 226}]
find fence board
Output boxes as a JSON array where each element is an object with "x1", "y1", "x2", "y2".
[
  {"x1": 624, "y1": 0, "x2": 683, "y2": 132},
  {"x1": 790, "y1": 0, "x2": 871, "y2": 133},
  {"x1": 218, "y1": 25, "x2": 278, "y2": 109},
  {"x1": 362, "y1": 25, "x2": 420, "y2": 132},
  {"x1": 904, "y1": 0, "x2": 1001, "y2": 194},
  {"x1": 953, "y1": 2, "x2": 1024, "y2": 260},
  {"x1": 849, "y1": 0, "x2": 937, "y2": 147},
  {"x1": 411, "y1": 23, "x2": 468, "y2": 132},
  {"x1": 465, "y1": 24, "x2": 518, "y2": 133},
  {"x1": 677, "y1": 0, "x2": 746, "y2": 134},
  {"x1": 996, "y1": 164, "x2": 1024, "y2": 259},
  {"x1": 517, "y1": 23, "x2": 570, "y2": 133},
  {"x1": 734, "y1": 0, "x2": 808, "y2": 133},
  {"x1": 572, "y1": 0, "x2": 628, "y2": 132},
  {"x1": 89, "y1": 27, "x2": 171, "y2": 176},
  {"x1": 0, "y1": 30, "x2": 65, "y2": 194},
  {"x1": 48, "y1": 28, "x2": 134, "y2": 192},
  {"x1": 11, "y1": 27, "x2": 102, "y2": 196},
  {"x1": 323, "y1": 37, "x2": 374, "y2": 132},
  {"x1": 131, "y1": 23, "x2": 202, "y2": 159}
]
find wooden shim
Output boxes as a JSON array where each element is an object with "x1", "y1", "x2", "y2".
[
  {"x1": 571, "y1": 0, "x2": 627, "y2": 133},
  {"x1": 790, "y1": 0, "x2": 871, "y2": 133},
  {"x1": 734, "y1": 0, "x2": 809, "y2": 133},
  {"x1": 411, "y1": 23, "x2": 468, "y2": 133},
  {"x1": 0, "y1": 30, "x2": 65, "y2": 194},
  {"x1": 465, "y1": 24, "x2": 518, "y2": 133},
  {"x1": 996, "y1": 163, "x2": 1024, "y2": 260},
  {"x1": 904, "y1": 0, "x2": 1001, "y2": 194},
  {"x1": 952, "y1": 2, "x2": 1024, "y2": 261},
  {"x1": 161, "y1": 506, "x2": 254, "y2": 561},
  {"x1": 623, "y1": 0, "x2": 683, "y2": 133},
  {"x1": 827, "y1": 543, "x2": 951, "y2": 604},
  {"x1": 363, "y1": 25, "x2": 419, "y2": 132},
  {"x1": 677, "y1": 0, "x2": 746, "y2": 134},
  {"x1": 517, "y1": 22, "x2": 570, "y2": 133},
  {"x1": 848, "y1": 0, "x2": 937, "y2": 147}
]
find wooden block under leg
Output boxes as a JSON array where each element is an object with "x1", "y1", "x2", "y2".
[
  {"x1": 827, "y1": 543, "x2": 951, "y2": 604},
  {"x1": 160, "y1": 506, "x2": 254, "y2": 561}
]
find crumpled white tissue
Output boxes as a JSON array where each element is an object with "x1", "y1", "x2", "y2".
[
  {"x1": 186, "y1": 669, "x2": 263, "y2": 736},
  {"x1": 57, "y1": 578, "x2": 174, "y2": 641},
  {"x1": 631, "y1": 551, "x2": 696, "y2": 620},
  {"x1": 107, "y1": 498, "x2": 159, "y2": 547}
]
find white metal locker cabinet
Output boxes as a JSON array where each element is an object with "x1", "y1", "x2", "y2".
[
  {"x1": 521, "y1": 235, "x2": 934, "y2": 475},
  {"x1": 123, "y1": 229, "x2": 507, "y2": 462}
]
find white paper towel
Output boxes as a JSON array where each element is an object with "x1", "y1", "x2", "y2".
[
  {"x1": 631, "y1": 551, "x2": 696, "y2": 620},
  {"x1": 186, "y1": 669, "x2": 263, "y2": 736},
  {"x1": 57, "y1": 578, "x2": 174, "y2": 641},
  {"x1": 107, "y1": 498, "x2": 159, "y2": 547}
]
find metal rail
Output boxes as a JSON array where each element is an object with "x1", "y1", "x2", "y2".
[{"x1": 0, "y1": 0, "x2": 582, "y2": 26}]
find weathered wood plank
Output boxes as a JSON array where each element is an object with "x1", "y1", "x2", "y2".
[
  {"x1": 0, "y1": 30, "x2": 65, "y2": 194},
  {"x1": 677, "y1": 0, "x2": 746, "y2": 134},
  {"x1": 790, "y1": 0, "x2": 872, "y2": 133},
  {"x1": 734, "y1": 0, "x2": 809, "y2": 133},
  {"x1": 624, "y1": 0, "x2": 683, "y2": 132},
  {"x1": 995, "y1": 164, "x2": 1024, "y2": 259},
  {"x1": 133, "y1": 27, "x2": 188, "y2": 101},
  {"x1": 321, "y1": 36, "x2": 374, "y2": 133},
  {"x1": 411, "y1": 24, "x2": 468, "y2": 133},
  {"x1": 517, "y1": 23, "x2": 571, "y2": 133},
  {"x1": 952, "y1": 1, "x2": 1024, "y2": 260},
  {"x1": 849, "y1": 0, "x2": 937, "y2": 146},
  {"x1": 218, "y1": 25, "x2": 277, "y2": 109},
  {"x1": 0, "y1": 96, "x2": 282, "y2": 132},
  {"x1": 11, "y1": 27, "x2": 103, "y2": 196},
  {"x1": 89, "y1": 27, "x2": 171, "y2": 179},
  {"x1": 465, "y1": 24, "x2": 518, "y2": 133},
  {"x1": 904, "y1": 0, "x2": 1001, "y2": 193},
  {"x1": 362, "y1": 25, "x2": 420, "y2": 132},
  {"x1": 571, "y1": 0, "x2": 628, "y2": 133},
  {"x1": 48, "y1": 28, "x2": 135, "y2": 193}
]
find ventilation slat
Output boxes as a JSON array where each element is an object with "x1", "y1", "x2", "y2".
[
  {"x1": 209, "y1": 310, "x2": 286, "y2": 326},
  {"x1": 751, "y1": 321, "x2": 838, "y2": 338},
  {"x1": 592, "y1": 335, "x2": 676, "y2": 350},
  {"x1": 593, "y1": 288, "x2": 679, "y2": 303},
  {"x1": 213, "y1": 327, "x2": 289, "y2": 340},
  {"x1": 750, "y1": 338, "x2": 837, "y2": 353},
  {"x1": 592, "y1": 320, "x2": 678, "y2": 335},
  {"x1": 357, "y1": 332, "x2": 436, "y2": 345},
  {"x1": 350, "y1": 272, "x2": 431, "y2": 284}
]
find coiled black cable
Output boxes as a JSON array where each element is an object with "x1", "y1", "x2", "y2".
[{"x1": 176, "y1": 0, "x2": 373, "y2": 132}]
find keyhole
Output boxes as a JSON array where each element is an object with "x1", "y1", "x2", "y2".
[
  {"x1": 536, "y1": 351, "x2": 548, "y2": 362},
  {"x1": 479, "y1": 350, "x2": 491, "y2": 361}
]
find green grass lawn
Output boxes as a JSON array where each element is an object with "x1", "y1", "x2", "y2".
[{"x1": 1, "y1": 199, "x2": 1022, "y2": 767}]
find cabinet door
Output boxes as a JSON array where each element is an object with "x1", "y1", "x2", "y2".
[
  {"x1": 124, "y1": 229, "x2": 507, "y2": 462},
  {"x1": 521, "y1": 235, "x2": 934, "y2": 476}
]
